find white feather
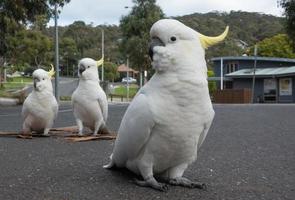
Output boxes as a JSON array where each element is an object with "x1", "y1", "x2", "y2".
[
  {"x1": 107, "y1": 19, "x2": 215, "y2": 180},
  {"x1": 22, "y1": 69, "x2": 58, "y2": 134},
  {"x1": 72, "y1": 58, "x2": 108, "y2": 135}
]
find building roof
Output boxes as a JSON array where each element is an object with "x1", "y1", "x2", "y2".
[
  {"x1": 117, "y1": 64, "x2": 139, "y2": 73},
  {"x1": 226, "y1": 66, "x2": 295, "y2": 78},
  {"x1": 211, "y1": 56, "x2": 295, "y2": 63}
]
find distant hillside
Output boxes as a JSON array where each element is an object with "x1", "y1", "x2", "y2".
[
  {"x1": 45, "y1": 11, "x2": 285, "y2": 67},
  {"x1": 176, "y1": 11, "x2": 285, "y2": 59}
]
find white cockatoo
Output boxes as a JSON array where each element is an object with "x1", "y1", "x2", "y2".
[
  {"x1": 104, "y1": 19, "x2": 228, "y2": 191},
  {"x1": 22, "y1": 66, "x2": 58, "y2": 136},
  {"x1": 71, "y1": 57, "x2": 108, "y2": 136}
]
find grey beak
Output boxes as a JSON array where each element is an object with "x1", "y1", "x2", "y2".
[
  {"x1": 33, "y1": 78, "x2": 39, "y2": 90},
  {"x1": 79, "y1": 64, "x2": 86, "y2": 75},
  {"x1": 149, "y1": 37, "x2": 165, "y2": 61}
]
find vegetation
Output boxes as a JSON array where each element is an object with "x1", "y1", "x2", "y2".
[
  {"x1": 113, "y1": 85, "x2": 139, "y2": 97},
  {"x1": 279, "y1": 0, "x2": 295, "y2": 50},
  {"x1": 119, "y1": 0, "x2": 164, "y2": 78},
  {"x1": 0, "y1": 0, "x2": 289, "y2": 84},
  {"x1": 2, "y1": 77, "x2": 32, "y2": 90},
  {"x1": 250, "y1": 34, "x2": 295, "y2": 58}
]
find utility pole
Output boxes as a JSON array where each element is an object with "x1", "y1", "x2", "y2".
[
  {"x1": 220, "y1": 57, "x2": 223, "y2": 90},
  {"x1": 101, "y1": 28, "x2": 104, "y2": 81},
  {"x1": 251, "y1": 45, "x2": 258, "y2": 103},
  {"x1": 54, "y1": 3, "x2": 60, "y2": 102},
  {"x1": 126, "y1": 56, "x2": 130, "y2": 101}
]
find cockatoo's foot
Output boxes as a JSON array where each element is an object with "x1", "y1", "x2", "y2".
[
  {"x1": 43, "y1": 128, "x2": 50, "y2": 137},
  {"x1": 92, "y1": 132, "x2": 98, "y2": 136},
  {"x1": 77, "y1": 132, "x2": 83, "y2": 136},
  {"x1": 168, "y1": 177, "x2": 206, "y2": 189},
  {"x1": 134, "y1": 176, "x2": 169, "y2": 192}
]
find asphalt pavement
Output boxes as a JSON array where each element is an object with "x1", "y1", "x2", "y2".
[{"x1": 0, "y1": 104, "x2": 294, "y2": 200}]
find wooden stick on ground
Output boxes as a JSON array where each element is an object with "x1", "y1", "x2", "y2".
[
  {"x1": 65, "y1": 133, "x2": 117, "y2": 142},
  {"x1": 0, "y1": 126, "x2": 117, "y2": 141}
]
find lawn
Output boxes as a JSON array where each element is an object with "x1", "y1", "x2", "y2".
[
  {"x1": 113, "y1": 84, "x2": 139, "y2": 97},
  {"x1": 2, "y1": 77, "x2": 32, "y2": 90}
]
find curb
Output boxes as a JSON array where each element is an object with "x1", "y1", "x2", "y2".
[{"x1": 0, "y1": 98, "x2": 19, "y2": 106}]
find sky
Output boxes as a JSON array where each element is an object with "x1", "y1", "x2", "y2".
[{"x1": 49, "y1": 0, "x2": 284, "y2": 26}]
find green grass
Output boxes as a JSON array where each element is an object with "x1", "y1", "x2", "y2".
[
  {"x1": 3, "y1": 77, "x2": 32, "y2": 90},
  {"x1": 7, "y1": 77, "x2": 32, "y2": 83},
  {"x1": 0, "y1": 77, "x2": 32, "y2": 97},
  {"x1": 113, "y1": 84, "x2": 139, "y2": 97},
  {"x1": 0, "y1": 89, "x2": 13, "y2": 98}
]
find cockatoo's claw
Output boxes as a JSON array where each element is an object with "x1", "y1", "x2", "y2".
[
  {"x1": 43, "y1": 134, "x2": 50, "y2": 137},
  {"x1": 168, "y1": 177, "x2": 206, "y2": 190},
  {"x1": 134, "y1": 178, "x2": 169, "y2": 192}
]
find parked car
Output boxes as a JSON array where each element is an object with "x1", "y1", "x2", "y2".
[{"x1": 121, "y1": 77, "x2": 137, "y2": 83}]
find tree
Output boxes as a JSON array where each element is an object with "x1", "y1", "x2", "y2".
[
  {"x1": 119, "y1": 0, "x2": 164, "y2": 79},
  {"x1": 279, "y1": 0, "x2": 295, "y2": 50},
  {"x1": 59, "y1": 37, "x2": 78, "y2": 76},
  {"x1": 63, "y1": 21, "x2": 95, "y2": 57},
  {"x1": 0, "y1": 0, "x2": 70, "y2": 87},
  {"x1": 249, "y1": 34, "x2": 295, "y2": 58},
  {"x1": 103, "y1": 61, "x2": 119, "y2": 82},
  {"x1": 0, "y1": 0, "x2": 70, "y2": 63},
  {"x1": 6, "y1": 29, "x2": 53, "y2": 67}
]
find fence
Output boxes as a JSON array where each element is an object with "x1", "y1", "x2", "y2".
[{"x1": 213, "y1": 89, "x2": 252, "y2": 104}]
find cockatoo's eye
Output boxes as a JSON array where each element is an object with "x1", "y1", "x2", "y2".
[
  {"x1": 43, "y1": 78, "x2": 45, "y2": 80},
  {"x1": 170, "y1": 36, "x2": 177, "y2": 42},
  {"x1": 87, "y1": 66, "x2": 90, "y2": 68}
]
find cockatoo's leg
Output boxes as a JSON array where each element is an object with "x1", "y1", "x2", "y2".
[
  {"x1": 163, "y1": 163, "x2": 206, "y2": 189},
  {"x1": 93, "y1": 119, "x2": 104, "y2": 136},
  {"x1": 22, "y1": 123, "x2": 31, "y2": 135},
  {"x1": 76, "y1": 119, "x2": 83, "y2": 136},
  {"x1": 43, "y1": 128, "x2": 50, "y2": 136},
  {"x1": 135, "y1": 162, "x2": 168, "y2": 192}
]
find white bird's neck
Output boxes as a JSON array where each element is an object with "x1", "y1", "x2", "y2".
[
  {"x1": 78, "y1": 79, "x2": 100, "y2": 89},
  {"x1": 32, "y1": 89, "x2": 54, "y2": 99}
]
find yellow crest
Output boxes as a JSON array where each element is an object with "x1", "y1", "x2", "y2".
[
  {"x1": 97, "y1": 57, "x2": 104, "y2": 67},
  {"x1": 48, "y1": 64, "x2": 55, "y2": 78},
  {"x1": 199, "y1": 26, "x2": 229, "y2": 49}
]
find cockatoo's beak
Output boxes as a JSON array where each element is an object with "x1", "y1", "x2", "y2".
[
  {"x1": 79, "y1": 64, "x2": 86, "y2": 75},
  {"x1": 149, "y1": 37, "x2": 165, "y2": 61},
  {"x1": 199, "y1": 26, "x2": 229, "y2": 49},
  {"x1": 33, "y1": 78, "x2": 40, "y2": 91}
]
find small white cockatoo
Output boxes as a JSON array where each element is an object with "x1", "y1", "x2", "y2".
[
  {"x1": 71, "y1": 57, "x2": 108, "y2": 136},
  {"x1": 22, "y1": 66, "x2": 58, "y2": 136},
  {"x1": 104, "y1": 19, "x2": 228, "y2": 191}
]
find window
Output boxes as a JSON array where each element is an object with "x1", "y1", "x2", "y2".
[
  {"x1": 279, "y1": 78, "x2": 292, "y2": 96},
  {"x1": 226, "y1": 62, "x2": 238, "y2": 73}
]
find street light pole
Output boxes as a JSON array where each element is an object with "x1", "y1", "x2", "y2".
[{"x1": 54, "y1": 3, "x2": 60, "y2": 102}]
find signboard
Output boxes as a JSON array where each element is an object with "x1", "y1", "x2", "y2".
[{"x1": 279, "y1": 78, "x2": 292, "y2": 96}]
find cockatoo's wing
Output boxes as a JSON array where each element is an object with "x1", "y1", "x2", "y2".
[
  {"x1": 21, "y1": 101, "x2": 29, "y2": 120},
  {"x1": 197, "y1": 119, "x2": 213, "y2": 149},
  {"x1": 97, "y1": 91, "x2": 108, "y2": 121},
  {"x1": 52, "y1": 99, "x2": 59, "y2": 119},
  {"x1": 112, "y1": 93, "x2": 155, "y2": 165}
]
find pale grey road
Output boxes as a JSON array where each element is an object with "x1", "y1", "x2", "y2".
[{"x1": 0, "y1": 104, "x2": 294, "y2": 200}]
